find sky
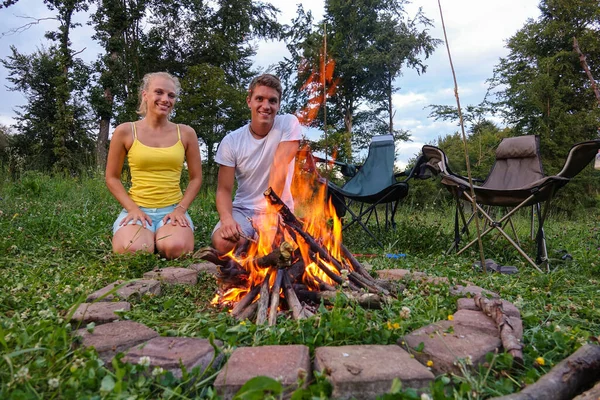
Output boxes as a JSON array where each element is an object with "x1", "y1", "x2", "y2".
[{"x1": 0, "y1": 0, "x2": 541, "y2": 168}]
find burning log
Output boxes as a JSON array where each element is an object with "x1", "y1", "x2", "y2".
[
  {"x1": 474, "y1": 294, "x2": 523, "y2": 366},
  {"x1": 282, "y1": 273, "x2": 305, "y2": 320},
  {"x1": 256, "y1": 242, "x2": 294, "y2": 268},
  {"x1": 268, "y1": 270, "x2": 283, "y2": 326},
  {"x1": 256, "y1": 272, "x2": 271, "y2": 325},
  {"x1": 231, "y1": 285, "x2": 261, "y2": 320},
  {"x1": 264, "y1": 187, "x2": 345, "y2": 273}
]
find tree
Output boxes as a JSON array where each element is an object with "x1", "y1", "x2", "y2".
[
  {"x1": 278, "y1": 0, "x2": 439, "y2": 160},
  {"x1": 90, "y1": 0, "x2": 149, "y2": 170},
  {"x1": 490, "y1": 0, "x2": 600, "y2": 171},
  {"x1": 2, "y1": 45, "x2": 94, "y2": 173},
  {"x1": 174, "y1": 64, "x2": 248, "y2": 185}
]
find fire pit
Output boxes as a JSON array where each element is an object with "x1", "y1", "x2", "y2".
[{"x1": 195, "y1": 179, "x2": 395, "y2": 325}]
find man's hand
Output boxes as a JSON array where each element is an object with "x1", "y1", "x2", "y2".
[{"x1": 219, "y1": 218, "x2": 241, "y2": 242}]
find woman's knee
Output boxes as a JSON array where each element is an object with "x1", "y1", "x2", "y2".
[
  {"x1": 112, "y1": 227, "x2": 154, "y2": 254},
  {"x1": 157, "y1": 240, "x2": 193, "y2": 259}
]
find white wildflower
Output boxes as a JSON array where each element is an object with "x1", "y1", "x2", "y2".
[
  {"x1": 400, "y1": 306, "x2": 411, "y2": 319},
  {"x1": 554, "y1": 325, "x2": 562, "y2": 332},
  {"x1": 152, "y1": 367, "x2": 164, "y2": 376},
  {"x1": 421, "y1": 393, "x2": 433, "y2": 400},
  {"x1": 14, "y1": 366, "x2": 30, "y2": 383},
  {"x1": 48, "y1": 378, "x2": 60, "y2": 388},
  {"x1": 63, "y1": 285, "x2": 72, "y2": 294},
  {"x1": 138, "y1": 356, "x2": 151, "y2": 367}
]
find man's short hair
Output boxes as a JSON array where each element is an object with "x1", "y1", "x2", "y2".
[{"x1": 248, "y1": 74, "x2": 282, "y2": 102}]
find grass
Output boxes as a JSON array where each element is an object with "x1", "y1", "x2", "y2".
[{"x1": 1, "y1": 171, "x2": 599, "y2": 399}]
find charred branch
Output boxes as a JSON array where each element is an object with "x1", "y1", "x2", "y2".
[
  {"x1": 490, "y1": 344, "x2": 600, "y2": 400},
  {"x1": 256, "y1": 272, "x2": 271, "y2": 325},
  {"x1": 231, "y1": 285, "x2": 261, "y2": 320},
  {"x1": 474, "y1": 294, "x2": 523, "y2": 365}
]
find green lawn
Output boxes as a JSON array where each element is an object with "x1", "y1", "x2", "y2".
[{"x1": 1, "y1": 172, "x2": 599, "y2": 399}]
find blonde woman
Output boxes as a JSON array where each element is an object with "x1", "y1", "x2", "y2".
[{"x1": 105, "y1": 72, "x2": 202, "y2": 259}]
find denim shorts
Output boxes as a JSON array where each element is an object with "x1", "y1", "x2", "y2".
[{"x1": 113, "y1": 204, "x2": 194, "y2": 234}]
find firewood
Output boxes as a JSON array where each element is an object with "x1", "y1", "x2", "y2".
[
  {"x1": 474, "y1": 294, "x2": 523, "y2": 365},
  {"x1": 268, "y1": 270, "x2": 283, "y2": 326},
  {"x1": 256, "y1": 272, "x2": 271, "y2": 325},
  {"x1": 295, "y1": 289, "x2": 384, "y2": 309},
  {"x1": 236, "y1": 302, "x2": 258, "y2": 321},
  {"x1": 231, "y1": 285, "x2": 261, "y2": 319},
  {"x1": 309, "y1": 251, "x2": 343, "y2": 285},
  {"x1": 348, "y1": 271, "x2": 390, "y2": 296},
  {"x1": 264, "y1": 187, "x2": 344, "y2": 273},
  {"x1": 282, "y1": 273, "x2": 305, "y2": 320},
  {"x1": 490, "y1": 344, "x2": 600, "y2": 400},
  {"x1": 256, "y1": 242, "x2": 295, "y2": 268},
  {"x1": 341, "y1": 244, "x2": 373, "y2": 280}
]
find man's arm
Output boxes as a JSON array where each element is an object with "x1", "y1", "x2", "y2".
[
  {"x1": 268, "y1": 140, "x2": 300, "y2": 196},
  {"x1": 215, "y1": 165, "x2": 240, "y2": 241}
]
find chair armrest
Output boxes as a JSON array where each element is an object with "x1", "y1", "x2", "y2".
[{"x1": 313, "y1": 156, "x2": 359, "y2": 178}]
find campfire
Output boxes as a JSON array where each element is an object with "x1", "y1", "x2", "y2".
[{"x1": 196, "y1": 158, "x2": 395, "y2": 325}]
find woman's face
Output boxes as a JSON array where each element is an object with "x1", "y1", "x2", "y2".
[{"x1": 143, "y1": 76, "x2": 177, "y2": 117}]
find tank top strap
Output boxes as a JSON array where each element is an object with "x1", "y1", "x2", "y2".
[
  {"x1": 176, "y1": 124, "x2": 181, "y2": 141},
  {"x1": 131, "y1": 122, "x2": 137, "y2": 140}
]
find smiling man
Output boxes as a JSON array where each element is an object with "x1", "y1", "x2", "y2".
[{"x1": 211, "y1": 74, "x2": 302, "y2": 253}]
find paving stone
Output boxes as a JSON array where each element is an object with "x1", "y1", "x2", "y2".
[
  {"x1": 188, "y1": 262, "x2": 219, "y2": 275},
  {"x1": 452, "y1": 309, "x2": 523, "y2": 341},
  {"x1": 401, "y1": 320, "x2": 501, "y2": 375},
  {"x1": 376, "y1": 269, "x2": 412, "y2": 280},
  {"x1": 121, "y1": 337, "x2": 223, "y2": 378},
  {"x1": 573, "y1": 380, "x2": 600, "y2": 400},
  {"x1": 214, "y1": 345, "x2": 310, "y2": 400},
  {"x1": 86, "y1": 279, "x2": 161, "y2": 302},
  {"x1": 143, "y1": 267, "x2": 198, "y2": 285},
  {"x1": 376, "y1": 269, "x2": 449, "y2": 285},
  {"x1": 450, "y1": 284, "x2": 499, "y2": 299},
  {"x1": 75, "y1": 320, "x2": 158, "y2": 362},
  {"x1": 452, "y1": 310, "x2": 499, "y2": 337},
  {"x1": 314, "y1": 345, "x2": 434, "y2": 400},
  {"x1": 456, "y1": 297, "x2": 521, "y2": 318},
  {"x1": 70, "y1": 302, "x2": 130, "y2": 325}
]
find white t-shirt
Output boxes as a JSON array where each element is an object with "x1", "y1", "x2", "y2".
[{"x1": 215, "y1": 114, "x2": 302, "y2": 211}]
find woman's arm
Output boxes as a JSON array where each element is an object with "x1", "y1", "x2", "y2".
[
  {"x1": 178, "y1": 125, "x2": 203, "y2": 210},
  {"x1": 105, "y1": 123, "x2": 151, "y2": 227}
]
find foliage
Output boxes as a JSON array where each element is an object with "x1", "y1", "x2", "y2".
[
  {"x1": 174, "y1": 64, "x2": 248, "y2": 186},
  {"x1": 1, "y1": 174, "x2": 599, "y2": 398},
  {"x1": 489, "y1": 0, "x2": 600, "y2": 170},
  {"x1": 1, "y1": 45, "x2": 95, "y2": 175},
  {"x1": 278, "y1": 0, "x2": 440, "y2": 161}
]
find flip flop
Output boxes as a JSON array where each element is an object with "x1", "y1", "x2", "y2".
[{"x1": 473, "y1": 259, "x2": 518, "y2": 275}]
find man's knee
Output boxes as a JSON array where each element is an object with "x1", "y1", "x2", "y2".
[{"x1": 212, "y1": 231, "x2": 236, "y2": 254}]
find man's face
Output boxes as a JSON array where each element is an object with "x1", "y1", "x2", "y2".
[{"x1": 247, "y1": 85, "x2": 280, "y2": 129}]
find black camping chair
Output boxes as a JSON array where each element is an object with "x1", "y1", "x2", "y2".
[
  {"x1": 311, "y1": 135, "x2": 427, "y2": 245},
  {"x1": 421, "y1": 136, "x2": 600, "y2": 272}
]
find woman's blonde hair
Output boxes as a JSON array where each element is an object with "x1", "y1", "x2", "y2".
[{"x1": 136, "y1": 72, "x2": 181, "y2": 116}]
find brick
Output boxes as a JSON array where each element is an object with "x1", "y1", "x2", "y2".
[
  {"x1": 214, "y1": 345, "x2": 310, "y2": 400},
  {"x1": 449, "y1": 285, "x2": 499, "y2": 299},
  {"x1": 401, "y1": 320, "x2": 501, "y2": 375},
  {"x1": 188, "y1": 262, "x2": 219, "y2": 275},
  {"x1": 70, "y1": 302, "x2": 130, "y2": 325},
  {"x1": 86, "y1": 279, "x2": 161, "y2": 302},
  {"x1": 143, "y1": 267, "x2": 197, "y2": 285},
  {"x1": 456, "y1": 298, "x2": 521, "y2": 318},
  {"x1": 314, "y1": 345, "x2": 434, "y2": 400},
  {"x1": 75, "y1": 320, "x2": 158, "y2": 362},
  {"x1": 121, "y1": 337, "x2": 223, "y2": 378},
  {"x1": 376, "y1": 269, "x2": 449, "y2": 285}
]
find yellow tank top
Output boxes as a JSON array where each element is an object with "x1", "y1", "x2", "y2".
[{"x1": 127, "y1": 122, "x2": 185, "y2": 208}]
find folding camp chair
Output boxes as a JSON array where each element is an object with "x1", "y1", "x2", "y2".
[
  {"x1": 312, "y1": 135, "x2": 427, "y2": 245},
  {"x1": 421, "y1": 136, "x2": 600, "y2": 272}
]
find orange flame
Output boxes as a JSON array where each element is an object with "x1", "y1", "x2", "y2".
[{"x1": 296, "y1": 48, "x2": 339, "y2": 126}]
